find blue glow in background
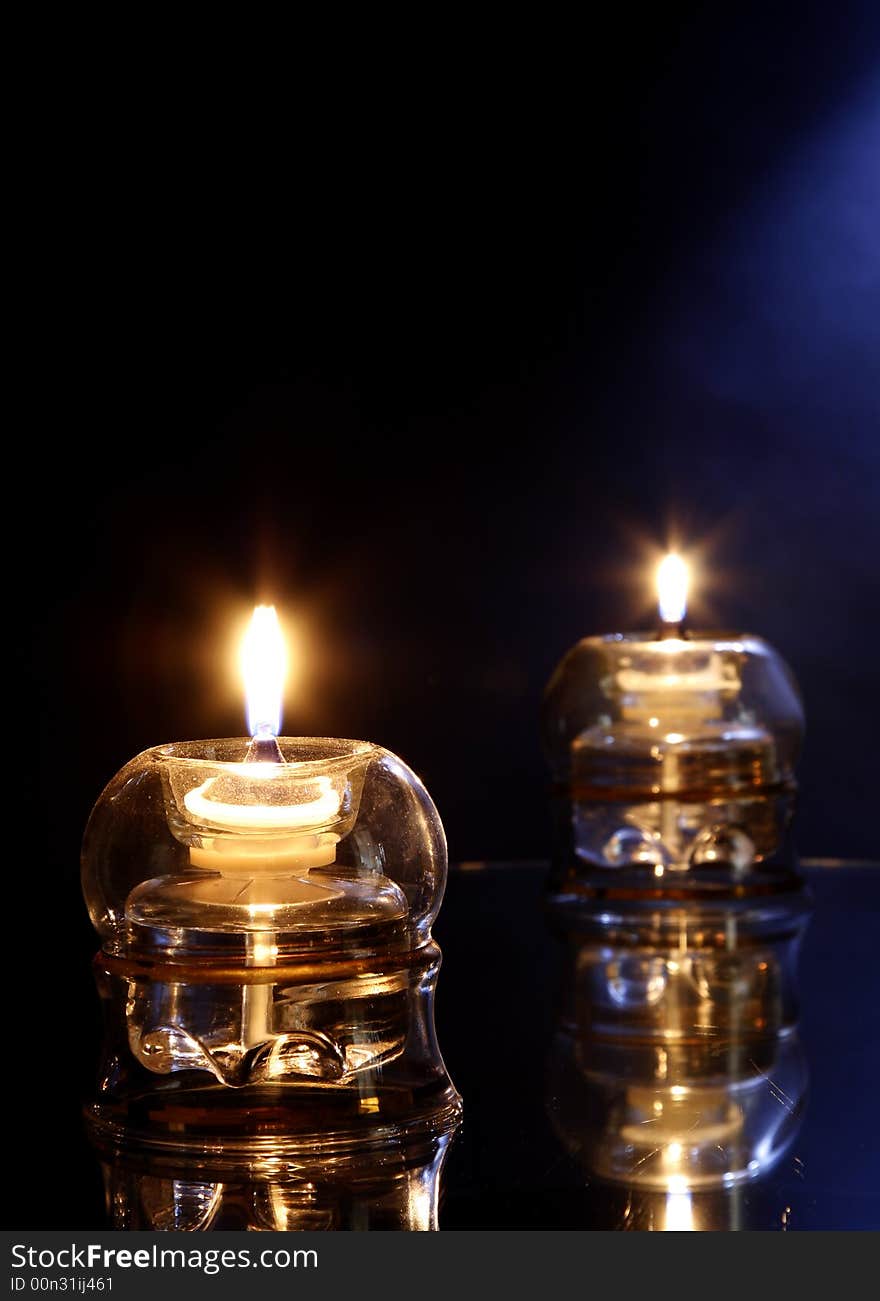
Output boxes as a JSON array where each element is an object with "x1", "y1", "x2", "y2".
[{"x1": 592, "y1": 72, "x2": 880, "y2": 856}]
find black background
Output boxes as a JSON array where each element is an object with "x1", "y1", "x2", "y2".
[{"x1": 15, "y1": 1, "x2": 880, "y2": 1224}]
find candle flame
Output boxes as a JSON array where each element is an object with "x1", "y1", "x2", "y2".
[
  {"x1": 242, "y1": 605, "x2": 287, "y2": 738},
  {"x1": 657, "y1": 554, "x2": 688, "y2": 625}
]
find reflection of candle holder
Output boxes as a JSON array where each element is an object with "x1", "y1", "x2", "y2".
[
  {"x1": 93, "y1": 1109, "x2": 459, "y2": 1231},
  {"x1": 82, "y1": 738, "x2": 461, "y2": 1155},
  {"x1": 546, "y1": 891, "x2": 810, "y2": 1192}
]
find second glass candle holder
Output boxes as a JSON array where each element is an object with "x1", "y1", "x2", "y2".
[{"x1": 542, "y1": 632, "x2": 805, "y2": 903}]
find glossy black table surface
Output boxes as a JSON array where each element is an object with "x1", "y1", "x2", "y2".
[
  {"x1": 12, "y1": 861, "x2": 879, "y2": 1231},
  {"x1": 435, "y1": 860, "x2": 879, "y2": 1230}
]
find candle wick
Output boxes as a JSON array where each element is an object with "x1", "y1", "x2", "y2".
[{"x1": 244, "y1": 732, "x2": 286, "y2": 764}]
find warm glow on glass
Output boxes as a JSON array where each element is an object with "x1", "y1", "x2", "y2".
[
  {"x1": 657, "y1": 553, "x2": 689, "y2": 624},
  {"x1": 242, "y1": 605, "x2": 287, "y2": 737}
]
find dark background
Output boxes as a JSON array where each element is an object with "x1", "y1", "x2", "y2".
[
  {"x1": 16, "y1": 0, "x2": 880, "y2": 1223},
  {"x1": 33, "y1": 4, "x2": 879, "y2": 875}
]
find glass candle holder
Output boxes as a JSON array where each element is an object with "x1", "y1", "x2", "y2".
[
  {"x1": 542, "y1": 632, "x2": 804, "y2": 904},
  {"x1": 81, "y1": 738, "x2": 461, "y2": 1155}
]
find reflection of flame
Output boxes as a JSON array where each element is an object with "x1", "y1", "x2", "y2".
[
  {"x1": 242, "y1": 606, "x2": 287, "y2": 737},
  {"x1": 657, "y1": 553, "x2": 689, "y2": 624},
  {"x1": 663, "y1": 1177, "x2": 695, "y2": 1231}
]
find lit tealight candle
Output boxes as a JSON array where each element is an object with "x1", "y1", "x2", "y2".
[
  {"x1": 181, "y1": 605, "x2": 342, "y2": 1046},
  {"x1": 617, "y1": 558, "x2": 732, "y2": 727},
  {"x1": 183, "y1": 606, "x2": 343, "y2": 877}
]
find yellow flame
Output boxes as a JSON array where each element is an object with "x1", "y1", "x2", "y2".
[
  {"x1": 657, "y1": 553, "x2": 689, "y2": 624},
  {"x1": 241, "y1": 605, "x2": 287, "y2": 737}
]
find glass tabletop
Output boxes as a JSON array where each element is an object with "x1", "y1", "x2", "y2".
[
  {"x1": 434, "y1": 860, "x2": 880, "y2": 1230},
  {"x1": 11, "y1": 860, "x2": 878, "y2": 1231}
]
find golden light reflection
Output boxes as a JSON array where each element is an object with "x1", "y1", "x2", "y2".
[{"x1": 663, "y1": 1178, "x2": 696, "y2": 1231}]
